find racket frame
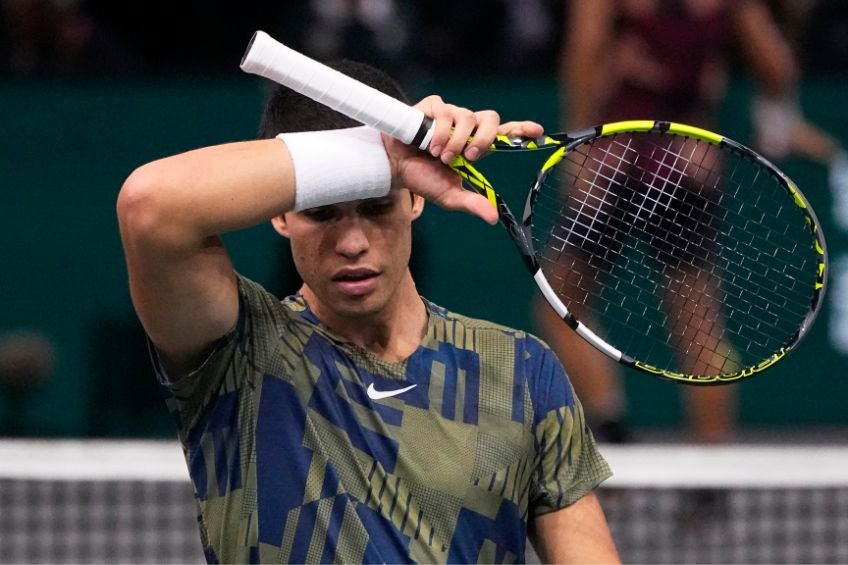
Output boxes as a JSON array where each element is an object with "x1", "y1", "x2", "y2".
[{"x1": 473, "y1": 120, "x2": 827, "y2": 384}]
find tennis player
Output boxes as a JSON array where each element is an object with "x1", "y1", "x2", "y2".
[{"x1": 117, "y1": 60, "x2": 619, "y2": 564}]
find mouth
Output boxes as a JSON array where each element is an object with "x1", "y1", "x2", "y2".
[{"x1": 332, "y1": 268, "x2": 380, "y2": 296}]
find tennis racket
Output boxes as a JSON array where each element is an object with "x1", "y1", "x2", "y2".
[{"x1": 240, "y1": 31, "x2": 827, "y2": 385}]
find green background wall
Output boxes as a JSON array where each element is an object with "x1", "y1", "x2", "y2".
[{"x1": 1, "y1": 75, "x2": 846, "y2": 437}]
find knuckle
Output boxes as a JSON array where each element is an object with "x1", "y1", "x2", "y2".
[
  {"x1": 446, "y1": 105, "x2": 465, "y2": 118},
  {"x1": 481, "y1": 109, "x2": 500, "y2": 123}
]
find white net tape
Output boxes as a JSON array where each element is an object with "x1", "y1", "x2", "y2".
[{"x1": 2, "y1": 441, "x2": 846, "y2": 564}]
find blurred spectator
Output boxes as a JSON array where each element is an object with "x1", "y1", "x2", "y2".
[
  {"x1": 541, "y1": 0, "x2": 847, "y2": 445},
  {"x1": 0, "y1": 0, "x2": 136, "y2": 76},
  {"x1": 3, "y1": 0, "x2": 848, "y2": 79}
]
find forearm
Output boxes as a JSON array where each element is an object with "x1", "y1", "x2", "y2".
[
  {"x1": 531, "y1": 492, "x2": 620, "y2": 564},
  {"x1": 117, "y1": 138, "x2": 294, "y2": 251}
]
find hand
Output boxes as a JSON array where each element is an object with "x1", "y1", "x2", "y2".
[{"x1": 383, "y1": 95, "x2": 543, "y2": 224}]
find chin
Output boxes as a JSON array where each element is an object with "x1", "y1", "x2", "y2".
[{"x1": 333, "y1": 297, "x2": 386, "y2": 319}]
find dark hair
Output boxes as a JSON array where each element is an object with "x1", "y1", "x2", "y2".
[
  {"x1": 258, "y1": 59, "x2": 410, "y2": 138},
  {"x1": 261, "y1": 59, "x2": 424, "y2": 298}
]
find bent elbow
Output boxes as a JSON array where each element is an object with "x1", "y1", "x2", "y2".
[
  {"x1": 116, "y1": 165, "x2": 193, "y2": 250},
  {"x1": 117, "y1": 167, "x2": 163, "y2": 237}
]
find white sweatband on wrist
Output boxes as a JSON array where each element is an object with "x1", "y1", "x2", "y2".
[{"x1": 277, "y1": 126, "x2": 391, "y2": 211}]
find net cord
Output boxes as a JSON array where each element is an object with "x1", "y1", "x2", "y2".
[{"x1": 2, "y1": 440, "x2": 847, "y2": 488}]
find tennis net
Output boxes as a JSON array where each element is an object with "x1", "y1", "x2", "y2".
[
  {"x1": 600, "y1": 444, "x2": 848, "y2": 564},
  {"x1": 1, "y1": 440, "x2": 846, "y2": 563}
]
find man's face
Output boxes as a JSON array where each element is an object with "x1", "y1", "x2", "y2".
[{"x1": 273, "y1": 190, "x2": 424, "y2": 320}]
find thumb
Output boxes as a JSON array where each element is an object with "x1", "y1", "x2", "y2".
[
  {"x1": 438, "y1": 190, "x2": 499, "y2": 225},
  {"x1": 397, "y1": 155, "x2": 499, "y2": 224}
]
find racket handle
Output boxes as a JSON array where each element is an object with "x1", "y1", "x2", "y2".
[{"x1": 240, "y1": 30, "x2": 434, "y2": 150}]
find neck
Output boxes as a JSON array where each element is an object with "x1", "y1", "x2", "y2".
[{"x1": 302, "y1": 271, "x2": 428, "y2": 362}]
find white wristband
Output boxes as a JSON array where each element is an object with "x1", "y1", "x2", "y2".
[{"x1": 278, "y1": 126, "x2": 391, "y2": 211}]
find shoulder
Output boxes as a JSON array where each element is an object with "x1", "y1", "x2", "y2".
[
  {"x1": 427, "y1": 299, "x2": 576, "y2": 423},
  {"x1": 235, "y1": 274, "x2": 308, "y2": 324},
  {"x1": 425, "y1": 298, "x2": 533, "y2": 339},
  {"x1": 426, "y1": 298, "x2": 555, "y2": 357},
  {"x1": 233, "y1": 274, "x2": 320, "y2": 353},
  {"x1": 235, "y1": 274, "x2": 284, "y2": 311},
  {"x1": 425, "y1": 298, "x2": 563, "y2": 386}
]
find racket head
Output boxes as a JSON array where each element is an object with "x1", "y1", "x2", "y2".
[{"x1": 525, "y1": 120, "x2": 826, "y2": 384}]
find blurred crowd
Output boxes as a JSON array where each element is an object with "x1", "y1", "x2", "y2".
[
  {"x1": 0, "y1": 0, "x2": 557, "y2": 79},
  {"x1": 2, "y1": 0, "x2": 848, "y2": 80}
]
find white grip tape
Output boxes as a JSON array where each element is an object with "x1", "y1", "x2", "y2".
[
  {"x1": 278, "y1": 126, "x2": 391, "y2": 211},
  {"x1": 242, "y1": 31, "x2": 431, "y2": 148}
]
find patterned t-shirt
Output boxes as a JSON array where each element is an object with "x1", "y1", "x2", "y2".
[{"x1": 154, "y1": 275, "x2": 612, "y2": 564}]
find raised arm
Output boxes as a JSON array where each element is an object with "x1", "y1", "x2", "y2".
[{"x1": 116, "y1": 139, "x2": 296, "y2": 376}]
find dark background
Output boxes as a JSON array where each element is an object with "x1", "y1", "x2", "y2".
[{"x1": 1, "y1": 0, "x2": 847, "y2": 438}]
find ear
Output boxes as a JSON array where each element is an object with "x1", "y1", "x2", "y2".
[
  {"x1": 271, "y1": 214, "x2": 291, "y2": 238},
  {"x1": 411, "y1": 194, "x2": 425, "y2": 221}
]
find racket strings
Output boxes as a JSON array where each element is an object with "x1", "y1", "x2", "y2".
[{"x1": 531, "y1": 131, "x2": 819, "y2": 377}]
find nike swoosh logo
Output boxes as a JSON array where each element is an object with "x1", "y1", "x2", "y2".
[{"x1": 366, "y1": 383, "x2": 417, "y2": 400}]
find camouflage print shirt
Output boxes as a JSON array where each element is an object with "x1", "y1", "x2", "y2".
[{"x1": 154, "y1": 275, "x2": 612, "y2": 564}]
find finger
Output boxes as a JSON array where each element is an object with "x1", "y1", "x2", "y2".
[
  {"x1": 415, "y1": 95, "x2": 451, "y2": 158},
  {"x1": 440, "y1": 107, "x2": 477, "y2": 165},
  {"x1": 465, "y1": 110, "x2": 500, "y2": 160},
  {"x1": 456, "y1": 193, "x2": 500, "y2": 225},
  {"x1": 496, "y1": 120, "x2": 545, "y2": 139},
  {"x1": 437, "y1": 189, "x2": 499, "y2": 225}
]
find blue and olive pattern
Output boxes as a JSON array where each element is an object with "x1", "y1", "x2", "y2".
[{"x1": 155, "y1": 275, "x2": 611, "y2": 564}]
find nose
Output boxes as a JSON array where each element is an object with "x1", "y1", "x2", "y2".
[{"x1": 333, "y1": 217, "x2": 370, "y2": 259}]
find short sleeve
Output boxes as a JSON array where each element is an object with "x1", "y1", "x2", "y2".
[
  {"x1": 527, "y1": 344, "x2": 613, "y2": 517},
  {"x1": 149, "y1": 274, "x2": 288, "y2": 441}
]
